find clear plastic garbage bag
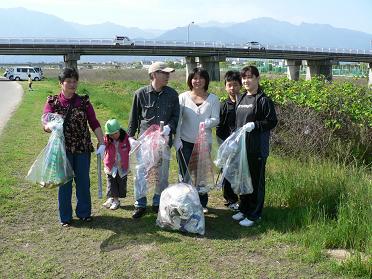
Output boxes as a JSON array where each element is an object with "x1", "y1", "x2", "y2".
[
  {"x1": 129, "y1": 124, "x2": 171, "y2": 200},
  {"x1": 214, "y1": 127, "x2": 253, "y2": 195},
  {"x1": 25, "y1": 113, "x2": 74, "y2": 188},
  {"x1": 156, "y1": 183, "x2": 205, "y2": 235},
  {"x1": 187, "y1": 122, "x2": 215, "y2": 194}
]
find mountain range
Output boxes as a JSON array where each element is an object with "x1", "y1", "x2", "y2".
[{"x1": 1, "y1": 7, "x2": 371, "y2": 63}]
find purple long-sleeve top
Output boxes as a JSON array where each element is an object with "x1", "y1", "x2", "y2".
[{"x1": 43, "y1": 92, "x2": 101, "y2": 131}]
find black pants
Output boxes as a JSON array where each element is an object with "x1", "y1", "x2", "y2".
[
  {"x1": 239, "y1": 156, "x2": 267, "y2": 221},
  {"x1": 222, "y1": 176, "x2": 238, "y2": 204},
  {"x1": 177, "y1": 140, "x2": 208, "y2": 208},
  {"x1": 106, "y1": 174, "x2": 127, "y2": 198}
]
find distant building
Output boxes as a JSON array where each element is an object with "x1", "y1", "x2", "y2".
[{"x1": 141, "y1": 60, "x2": 153, "y2": 69}]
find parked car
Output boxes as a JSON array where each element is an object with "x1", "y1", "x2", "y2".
[
  {"x1": 113, "y1": 36, "x2": 134, "y2": 46},
  {"x1": 244, "y1": 41, "x2": 265, "y2": 50},
  {"x1": 4, "y1": 66, "x2": 42, "y2": 81}
]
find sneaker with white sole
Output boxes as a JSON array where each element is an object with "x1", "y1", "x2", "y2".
[
  {"x1": 232, "y1": 211, "x2": 245, "y2": 221},
  {"x1": 239, "y1": 218, "x2": 255, "y2": 227},
  {"x1": 228, "y1": 202, "x2": 239, "y2": 211},
  {"x1": 109, "y1": 200, "x2": 120, "y2": 210},
  {"x1": 102, "y1": 198, "x2": 113, "y2": 208},
  {"x1": 203, "y1": 207, "x2": 208, "y2": 214}
]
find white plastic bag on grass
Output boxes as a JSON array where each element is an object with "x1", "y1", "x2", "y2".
[{"x1": 156, "y1": 183, "x2": 205, "y2": 235}]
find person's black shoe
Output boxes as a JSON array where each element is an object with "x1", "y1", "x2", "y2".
[
  {"x1": 152, "y1": 205, "x2": 159, "y2": 213},
  {"x1": 80, "y1": 216, "x2": 92, "y2": 222},
  {"x1": 132, "y1": 207, "x2": 146, "y2": 219},
  {"x1": 224, "y1": 202, "x2": 231, "y2": 207},
  {"x1": 60, "y1": 221, "x2": 72, "y2": 227}
]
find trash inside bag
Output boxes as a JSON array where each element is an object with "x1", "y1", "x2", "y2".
[
  {"x1": 25, "y1": 113, "x2": 74, "y2": 188},
  {"x1": 156, "y1": 183, "x2": 205, "y2": 235},
  {"x1": 187, "y1": 122, "x2": 215, "y2": 194},
  {"x1": 129, "y1": 124, "x2": 171, "y2": 200},
  {"x1": 214, "y1": 127, "x2": 253, "y2": 195}
]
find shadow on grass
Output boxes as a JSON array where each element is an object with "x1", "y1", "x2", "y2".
[
  {"x1": 203, "y1": 205, "x2": 317, "y2": 240},
  {"x1": 73, "y1": 213, "x2": 181, "y2": 252},
  {"x1": 70, "y1": 203, "x2": 320, "y2": 252}
]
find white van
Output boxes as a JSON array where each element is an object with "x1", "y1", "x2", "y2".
[
  {"x1": 6, "y1": 66, "x2": 43, "y2": 81},
  {"x1": 113, "y1": 36, "x2": 134, "y2": 46},
  {"x1": 33, "y1": 66, "x2": 44, "y2": 78}
]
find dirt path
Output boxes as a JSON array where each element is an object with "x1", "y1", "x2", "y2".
[{"x1": 0, "y1": 78, "x2": 23, "y2": 135}]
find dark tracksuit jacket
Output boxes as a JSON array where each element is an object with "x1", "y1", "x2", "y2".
[{"x1": 216, "y1": 97, "x2": 239, "y2": 204}]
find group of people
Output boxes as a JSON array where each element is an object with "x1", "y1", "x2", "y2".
[{"x1": 42, "y1": 61, "x2": 277, "y2": 228}]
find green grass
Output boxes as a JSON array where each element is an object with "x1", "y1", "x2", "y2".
[{"x1": 0, "y1": 79, "x2": 370, "y2": 278}]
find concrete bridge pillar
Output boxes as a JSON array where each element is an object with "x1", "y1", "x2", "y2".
[
  {"x1": 286, "y1": 60, "x2": 302, "y2": 80},
  {"x1": 198, "y1": 56, "x2": 226, "y2": 81},
  {"x1": 63, "y1": 53, "x2": 80, "y2": 70},
  {"x1": 305, "y1": 60, "x2": 333, "y2": 81},
  {"x1": 185, "y1": 56, "x2": 197, "y2": 81},
  {"x1": 368, "y1": 62, "x2": 372, "y2": 88}
]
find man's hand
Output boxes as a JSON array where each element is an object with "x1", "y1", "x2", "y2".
[{"x1": 129, "y1": 137, "x2": 139, "y2": 148}]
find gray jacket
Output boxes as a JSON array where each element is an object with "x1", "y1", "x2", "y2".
[{"x1": 128, "y1": 85, "x2": 180, "y2": 144}]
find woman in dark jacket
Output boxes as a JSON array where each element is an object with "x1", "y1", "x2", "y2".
[{"x1": 232, "y1": 66, "x2": 278, "y2": 227}]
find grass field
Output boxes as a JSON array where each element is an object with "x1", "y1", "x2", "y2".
[{"x1": 0, "y1": 78, "x2": 370, "y2": 278}]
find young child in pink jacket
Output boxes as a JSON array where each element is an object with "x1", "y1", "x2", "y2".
[{"x1": 102, "y1": 119, "x2": 130, "y2": 210}]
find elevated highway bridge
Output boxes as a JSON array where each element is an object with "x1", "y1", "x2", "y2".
[{"x1": 1, "y1": 38, "x2": 371, "y2": 85}]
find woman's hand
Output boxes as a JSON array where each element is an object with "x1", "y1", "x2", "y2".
[{"x1": 96, "y1": 144, "x2": 106, "y2": 158}]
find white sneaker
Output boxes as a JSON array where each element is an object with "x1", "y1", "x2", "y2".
[
  {"x1": 102, "y1": 198, "x2": 113, "y2": 208},
  {"x1": 239, "y1": 218, "x2": 255, "y2": 227},
  {"x1": 203, "y1": 207, "x2": 208, "y2": 214},
  {"x1": 228, "y1": 202, "x2": 239, "y2": 211},
  {"x1": 232, "y1": 212, "x2": 244, "y2": 221},
  {"x1": 110, "y1": 200, "x2": 120, "y2": 210}
]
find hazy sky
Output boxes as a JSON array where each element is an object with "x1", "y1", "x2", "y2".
[{"x1": 3, "y1": 0, "x2": 372, "y2": 34}]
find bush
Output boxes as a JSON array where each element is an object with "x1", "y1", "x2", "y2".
[{"x1": 260, "y1": 77, "x2": 372, "y2": 164}]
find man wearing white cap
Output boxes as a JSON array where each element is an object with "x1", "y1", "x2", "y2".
[{"x1": 128, "y1": 61, "x2": 180, "y2": 218}]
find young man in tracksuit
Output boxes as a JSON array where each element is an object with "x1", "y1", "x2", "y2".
[
  {"x1": 232, "y1": 66, "x2": 278, "y2": 227},
  {"x1": 216, "y1": 71, "x2": 242, "y2": 210}
]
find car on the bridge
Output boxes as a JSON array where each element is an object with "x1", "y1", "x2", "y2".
[
  {"x1": 244, "y1": 41, "x2": 266, "y2": 50},
  {"x1": 113, "y1": 36, "x2": 134, "y2": 46}
]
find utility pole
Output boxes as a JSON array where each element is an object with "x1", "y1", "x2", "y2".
[{"x1": 187, "y1": 21, "x2": 194, "y2": 44}]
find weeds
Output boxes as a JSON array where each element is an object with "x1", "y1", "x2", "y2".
[{"x1": 0, "y1": 79, "x2": 370, "y2": 278}]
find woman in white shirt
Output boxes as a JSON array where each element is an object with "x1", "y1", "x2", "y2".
[{"x1": 174, "y1": 68, "x2": 220, "y2": 212}]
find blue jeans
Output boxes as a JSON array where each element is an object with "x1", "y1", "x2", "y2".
[
  {"x1": 58, "y1": 152, "x2": 91, "y2": 223},
  {"x1": 134, "y1": 150, "x2": 170, "y2": 208}
]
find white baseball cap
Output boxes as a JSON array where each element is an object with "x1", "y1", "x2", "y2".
[{"x1": 148, "y1": 62, "x2": 175, "y2": 74}]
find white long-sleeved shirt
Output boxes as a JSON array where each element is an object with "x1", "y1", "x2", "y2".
[{"x1": 175, "y1": 91, "x2": 220, "y2": 144}]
